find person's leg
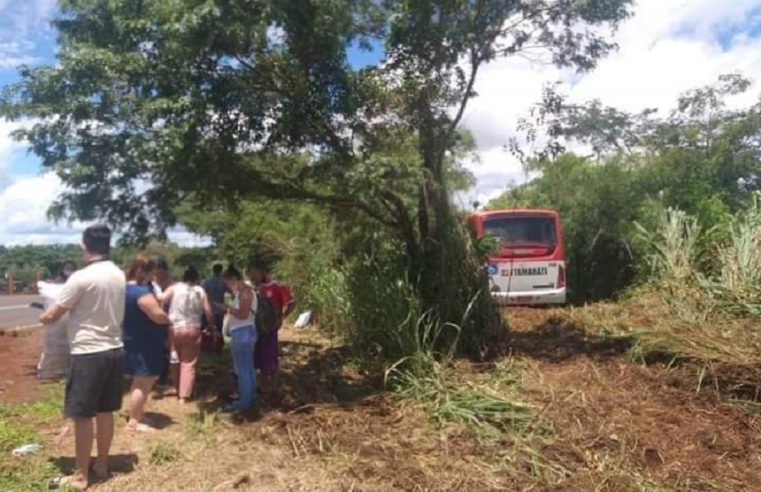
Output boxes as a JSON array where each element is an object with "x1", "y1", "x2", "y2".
[
  {"x1": 92, "y1": 348, "x2": 124, "y2": 477},
  {"x1": 230, "y1": 326, "x2": 256, "y2": 409},
  {"x1": 260, "y1": 332, "x2": 279, "y2": 393},
  {"x1": 70, "y1": 417, "x2": 94, "y2": 489},
  {"x1": 93, "y1": 412, "x2": 114, "y2": 477},
  {"x1": 62, "y1": 353, "x2": 101, "y2": 489},
  {"x1": 177, "y1": 328, "x2": 201, "y2": 401},
  {"x1": 127, "y1": 376, "x2": 158, "y2": 430},
  {"x1": 172, "y1": 328, "x2": 186, "y2": 398}
]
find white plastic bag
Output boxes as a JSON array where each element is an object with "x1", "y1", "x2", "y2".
[
  {"x1": 36, "y1": 281, "x2": 69, "y2": 379},
  {"x1": 293, "y1": 311, "x2": 312, "y2": 329}
]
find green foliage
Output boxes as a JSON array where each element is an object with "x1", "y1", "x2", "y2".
[
  {"x1": 493, "y1": 74, "x2": 761, "y2": 302},
  {"x1": 385, "y1": 310, "x2": 531, "y2": 439},
  {"x1": 490, "y1": 153, "x2": 637, "y2": 301},
  {"x1": 1, "y1": 0, "x2": 632, "y2": 359},
  {"x1": 635, "y1": 208, "x2": 701, "y2": 287},
  {"x1": 0, "y1": 244, "x2": 81, "y2": 291},
  {"x1": 700, "y1": 196, "x2": 761, "y2": 314},
  {"x1": 148, "y1": 443, "x2": 182, "y2": 466}
]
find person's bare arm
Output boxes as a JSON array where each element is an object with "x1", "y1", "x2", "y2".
[
  {"x1": 201, "y1": 290, "x2": 215, "y2": 327},
  {"x1": 161, "y1": 285, "x2": 174, "y2": 309},
  {"x1": 282, "y1": 286, "x2": 296, "y2": 316},
  {"x1": 229, "y1": 287, "x2": 253, "y2": 319},
  {"x1": 138, "y1": 294, "x2": 171, "y2": 325},
  {"x1": 44, "y1": 274, "x2": 82, "y2": 325},
  {"x1": 39, "y1": 304, "x2": 68, "y2": 325},
  {"x1": 283, "y1": 300, "x2": 296, "y2": 317}
]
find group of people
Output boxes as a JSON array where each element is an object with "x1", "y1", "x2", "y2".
[{"x1": 39, "y1": 225, "x2": 294, "y2": 490}]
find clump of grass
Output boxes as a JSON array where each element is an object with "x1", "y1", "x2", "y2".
[
  {"x1": 148, "y1": 443, "x2": 182, "y2": 466},
  {"x1": 635, "y1": 207, "x2": 702, "y2": 290},
  {"x1": 187, "y1": 408, "x2": 221, "y2": 445},
  {"x1": 386, "y1": 308, "x2": 531, "y2": 439},
  {"x1": 701, "y1": 197, "x2": 761, "y2": 315},
  {"x1": 729, "y1": 398, "x2": 761, "y2": 414}
]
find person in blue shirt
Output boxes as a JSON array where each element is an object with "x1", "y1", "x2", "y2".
[
  {"x1": 202, "y1": 263, "x2": 228, "y2": 340},
  {"x1": 123, "y1": 256, "x2": 172, "y2": 433}
]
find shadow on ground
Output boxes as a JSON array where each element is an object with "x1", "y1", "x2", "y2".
[
  {"x1": 191, "y1": 338, "x2": 379, "y2": 423},
  {"x1": 507, "y1": 316, "x2": 634, "y2": 363},
  {"x1": 51, "y1": 453, "x2": 139, "y2": 476},
  {"x1": 142, "y1": 411, "x2": 175, "y2": 430}
]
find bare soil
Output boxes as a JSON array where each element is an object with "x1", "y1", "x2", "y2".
[
  {"x1": 0, "y1": 327, "x2": 44, "y2": 403},
  {"x1": 5, "y1": 307, "x2": 761, "y2": 491}
]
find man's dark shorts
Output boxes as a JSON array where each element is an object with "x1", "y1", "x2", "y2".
[{"x1": 65, "y1": 348, "x2": 124, "y2": 418}]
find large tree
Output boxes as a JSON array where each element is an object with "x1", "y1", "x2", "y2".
[{"x1": 1, "y1": 0, "x2": 632, "y2": 347}]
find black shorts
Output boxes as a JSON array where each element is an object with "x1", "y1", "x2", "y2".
[{"x1": 65, "y1": 348, "x2": 124, "y2": 418}]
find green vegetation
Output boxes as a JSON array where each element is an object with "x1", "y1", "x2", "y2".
[
  {"x1": 0, "y1": 242, "x2": 213, "y2": 292},
  {"x1": 491, "y1": 74, "x2": 761, "y2": 303},
  {"x1": 148, "y1": 443, "x2": 182, "y2": 466},
  {"x1": 1, "y1": 0, "x2": 633, "y2": 362},
  {"x1": 0, "y1": 383, "x2": 64, "y2": 491},
  {"x1": 1, "y1": 3, "x2": 760, "y2": 490}
]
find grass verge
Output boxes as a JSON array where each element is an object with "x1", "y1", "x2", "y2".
[{"x1": 0, "y1": 382, "x2": 64, "y2": 491}]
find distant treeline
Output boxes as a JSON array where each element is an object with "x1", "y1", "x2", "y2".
[{"x1": 0, "y1": 243, "x2": 215, "y2": 291}]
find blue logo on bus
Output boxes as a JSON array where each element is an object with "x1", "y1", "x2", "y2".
[{"x1": 487, "y1": 264, "x2": 498, "y2": 275}]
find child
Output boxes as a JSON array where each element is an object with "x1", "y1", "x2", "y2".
[{"x1": 250, "y1": 261, "x2": 294, "y2": 394}]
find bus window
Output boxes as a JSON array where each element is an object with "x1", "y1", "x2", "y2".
[{"x1": 483, "y1": 216, "x2": 557, "y2": 249}]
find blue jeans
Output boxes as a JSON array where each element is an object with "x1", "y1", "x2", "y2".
[{"x1": 230, "y1": 325, "x2": 257, "y2": 409}]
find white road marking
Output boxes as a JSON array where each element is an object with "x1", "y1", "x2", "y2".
[{"x1": 0, "y1": 305, "x2": 32, "y2": 311}]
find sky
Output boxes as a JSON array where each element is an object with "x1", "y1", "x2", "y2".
[{"x1": 1, "y1": 0, "x2": 761, "y2": 245}]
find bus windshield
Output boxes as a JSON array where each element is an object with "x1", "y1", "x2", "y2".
[{"x1": 483, "y1": 215, "x2": 557, "y2": 250}]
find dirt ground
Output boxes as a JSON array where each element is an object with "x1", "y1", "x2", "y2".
[
  {"x1": 0, "y1": 328, "x2": 44, "y2": 403},
  {"x1": 4, "y1": 308, "x2": 761, "y2": 491},
  {"x1": 504, "y1": 307, "x2": 761, "y2": 491}
]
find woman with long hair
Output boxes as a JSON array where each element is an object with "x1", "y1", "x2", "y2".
[
  {"x1": 162, "y1": 266, "x2": 214, "y2": 403},
  {"x1": 123, "y1": 256, "x2": 171, "y2": 432},
  {"x1": 222, "y1": 266, "x2": 257, "y2": 412}
]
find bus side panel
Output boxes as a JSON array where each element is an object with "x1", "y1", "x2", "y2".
[{"x1": 488, "y1": 259, "x2": 566, "y2": 305}]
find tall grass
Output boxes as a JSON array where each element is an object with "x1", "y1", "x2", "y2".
[
  {"x1": 637, "y1": 199, "x2": 761, "y2": 316},
  {"x1": 635, "y1": 207, "x2": 702, "y2": 289},
  {"x1": 385, "y1": 307, "x2": 531, "y2": 438},
  {"x1": 703, "y1": 197, "x2": 761, "y2": 314}
]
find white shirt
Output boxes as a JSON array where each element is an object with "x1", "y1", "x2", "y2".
[
  {"x1": 56, "y1": 260, "x2": 126, "y2": 355},
  {"x1": 168, "y1": 282, "x2": 206, "y2": 328},
  {"x1": 227, "y1": 286, "x2": 257, "y2": 332}
]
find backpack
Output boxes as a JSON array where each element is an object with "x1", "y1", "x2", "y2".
[{"x1": 254, "y1": 292, "x2": 278, "y2": 338}]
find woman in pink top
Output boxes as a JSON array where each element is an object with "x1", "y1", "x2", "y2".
[{"x1": 162, "y1": 266, "x2": 214, "y2": 403}]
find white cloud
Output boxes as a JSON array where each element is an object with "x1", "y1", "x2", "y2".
[
  {"x1": 0, "y1": 173, "x2": 211, "y2": 246},
  {"x1": 0, "y1": 119, "x2": 32, "y2": 188},
  {"x1": 463, "y1": 0, "x2": 761, "y2": 205},
  {"x1": 0, "y1": 173, "x2": 82, "y2": 245},
  {"x1": 0, "y1": 0, "x2": 56, "y2": 68}
]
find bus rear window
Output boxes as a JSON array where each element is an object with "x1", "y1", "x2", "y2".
[{"x1": 483, "y1": 216, "x2": 557, "y2": 248}]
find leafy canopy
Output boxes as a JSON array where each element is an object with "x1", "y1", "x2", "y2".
[{"x1": 1, "y1": 0, "x2": 632, "y2": 246}]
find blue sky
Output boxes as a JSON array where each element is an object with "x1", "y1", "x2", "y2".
[{"x1": 1, "y1": 0, "x2": 761, "y2": 245}]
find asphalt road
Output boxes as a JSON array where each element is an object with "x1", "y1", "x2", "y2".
[{"x1": 0, "y1": 294, "x2": 42, "y2": 330}]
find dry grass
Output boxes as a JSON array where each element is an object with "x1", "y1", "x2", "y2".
[{"x1": 4, "y1": 302, "x2": 761, "y2": 491}]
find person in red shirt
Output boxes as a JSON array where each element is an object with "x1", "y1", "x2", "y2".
[{"x1": 251, "y1": 262, "x2": 295, "y2": 394}]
